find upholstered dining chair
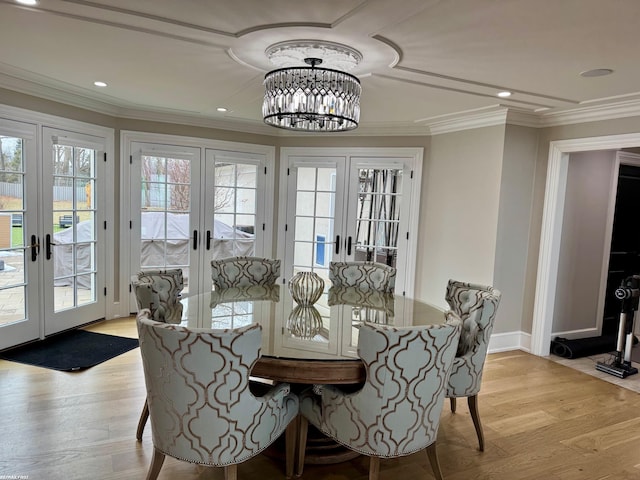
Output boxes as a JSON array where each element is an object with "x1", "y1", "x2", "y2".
[
  {"x1": 444, "y1": 279, "x2": 502, "y2": 452},
  {"x1": 298, "y1": 320, "x2": 461, "y2": 480},
  {"x1": 136, "y1": 311, "x2": 299, "y2": 480},
  {"x1": 136, "y1": 268, "x2": 184, "y2": 324},
  {"x1": 211, "y1": 256, "x2": 281, "y2": 289},
  {"x1": 133, "y1": 269, "x2": 184, "y2": 442},
  {"x1": 328, "y1": 261, "x2": 396, "y2": 292}
]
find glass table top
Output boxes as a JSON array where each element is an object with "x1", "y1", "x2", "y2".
[{"x1": 170, "y1": 285, "x2": 448, "y2": 361}]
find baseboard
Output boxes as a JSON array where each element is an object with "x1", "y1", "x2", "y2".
[
  {"x1": 550, "y1": 327, "x2": 601, "y2": 341},
  {"x1": 488, "y1": 331, "x2": 531, "y2": 354}
]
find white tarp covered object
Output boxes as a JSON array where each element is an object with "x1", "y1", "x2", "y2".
[{"x1": 54, "y1": 212, "x2": 255, "y2": 288}]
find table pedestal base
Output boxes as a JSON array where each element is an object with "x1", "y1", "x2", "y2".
[{"x1": 265, "y1": 423, "x2": 359, "y2": 468}]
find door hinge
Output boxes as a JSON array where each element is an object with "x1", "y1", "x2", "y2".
[
  {"x1": 406, "y1": 231, "x2": 409, "y2": 240},
  {"x1": 287, "y1": 168, "x2": 290, "y2": 175},
  {"x1": 104, "y1": 152, "x2": 107, "y2": 162},
  {"x1": 129, "y1": 155, "x2": 133, "y2": 164},
  {"x1": 104, "y1": 287, "x2": 107, "y2": 296},
  {"x1": 129, "y1": 221, "x2": 132, "y2": 229},
  {"x1": 410, "y1": 170, "x2": 414, "y2": 179},
  {"x1": 264, "y1": 166, "x2": 267, "y2": 175},
  {"x1": 262, "y1": 223, "x2": 265, "y2": 231},
  {"x1": 104, "y1": 221, "x2": 107, "y2": 230},
  {"x1": 129, "y1": 284, "x2": 132, "y2": 293},
  {"x1": 285, "y1": 224, "x2": 288, "y2": 231}
]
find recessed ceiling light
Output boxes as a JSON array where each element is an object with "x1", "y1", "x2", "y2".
[
  {"x1": 16, "y1": 0, "x2": 38, "y2": 5},
  {"x1": 497, "y1": 91, "x2": 512, "y2": 98},
  {"x1": 580, "y1": 68, "x2": 614, "y2": 78},
  {"x1": 93, "y1": 81, "x2": 107, "y2": 87},
  {"x1": 216, "y1": 107, "x2": 228, "y2": 112}
]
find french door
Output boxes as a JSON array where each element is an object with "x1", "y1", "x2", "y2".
[
  {"x1": 0, "y1": 119, "x2": 40, "y2": 349},
  {"x1": 129, "y1": 143, "x2": 202, "y2": 296},
  {"x1": 275, "y1": 147, "x2": 422, "y2": 358},
  {"x1": 0, "y1": 121, "x2": 108, "y2": 348},
  {"x1": 42, "y1": 128, "x2": 107, "y2": 335},
  {"x1": 128, "y1": 140, "x2": 273, "y2": 313}
]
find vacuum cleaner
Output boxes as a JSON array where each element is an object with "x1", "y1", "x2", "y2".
[{"x1": 596, "y1": 275, "x2": 640, "y2": 378}]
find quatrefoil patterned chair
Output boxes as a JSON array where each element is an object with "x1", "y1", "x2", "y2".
[
  {"x1": 136, "y1": 268, "x2": 184, "y2": 324},
  {"x1": 328, "y1": 261, "x2": 396, "y2": 292},
  {"x1": 211, "y1": 256, "x2": 281, "y2": 289},
  {"x1": 137, "y1": 311, "x2": 299, "y2": 480},
  {"x1": 298, "y1": 320, "x2": 461, "y2": 480},
  {"x1": 327, "y1": 286, "x2": 395, "y2": 317},
  {"x1": 445, "y1": 279, "x2": 502, "y2": 452},
  {"x1": 133, "y1": 268, "x2": 184, "y2": 441}
]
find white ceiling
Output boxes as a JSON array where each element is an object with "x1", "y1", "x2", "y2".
[{"x1": 1, "y1": 0, "x2": 640, "y2": 135}]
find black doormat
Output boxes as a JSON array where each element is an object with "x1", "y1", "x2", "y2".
[{"x1": 0, "y1": 329, "x2": 139, "y2": 371}]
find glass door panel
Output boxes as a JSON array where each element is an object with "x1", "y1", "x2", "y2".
[
  {"x1": 43, "y1": 128, "x2": 106, "y2": 336},
  {"x1": 139, "y1": 155, "x2": 192, "y2": 271},
  {"x1": 0, "y1": 135, "x2": 26, "y2": 324},
  {"x1": 347, "y1": 160, "x2": 411, "y2": 294},
  {"x1": 51, "y1": 144, "x2": 97, "y2": 311},
  {"x1": 201, "y1": 149, "x2": 271, "y2": 289},
  {"x1": 210, "y1": 160, "x2": 257, "y2": 259},
  {"x1": 353, "y1": 167, "x2": 403, "y2": 267},
  {"x1": 132, "y1": 143, "x2": 201, "y2": 297},
  {"x1": 276, "y1": 158, "x2": 346, "y2": 357},
  {"x1": 0, "y1": 123, "x2": 39, "y2": 349},
  {"x1": 200, "y1": 150, "x2": 271, "y2": 346}
]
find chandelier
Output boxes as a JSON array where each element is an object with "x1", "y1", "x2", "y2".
[{"x1": 262, "y1": 41, "x2": 362, "y2": 132}]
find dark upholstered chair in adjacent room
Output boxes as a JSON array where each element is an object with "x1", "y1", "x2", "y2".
[
  {"x1": 137, "y1": 311, "x2": 299, "y2": 480},
  {"x1": 132, "y1": 268, "x2": 184, "y2": 441},
  {"x1": 328, "y1": 261, "x2": 396, "y2": 292},
  {"x1": 298, "y1": 320, "x2": 461, "y2": 480},
  {"x1": 211, "y1": 256, "x2": 281, "y2": 289},
  {"x1": 444, "y1": 279, "x2": 502, "y2": 452}
]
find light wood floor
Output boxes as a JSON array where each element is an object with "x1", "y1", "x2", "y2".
[{"x1": 1, "y1": 317, "x2": 640, "y2": 480}]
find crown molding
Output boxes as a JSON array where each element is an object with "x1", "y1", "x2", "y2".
[
  {"x1": 0, "y1": 69, "x2": 122, "y2": 117},
  {"x1": 3, "y1": 68, "x2": 640, "y2": 137},
  {"x1": 538, "y1": 98, "x2": 640, "y2": 127},
  {"x1": 427, "y1": 108, "x2": 508, "y2": 135}
]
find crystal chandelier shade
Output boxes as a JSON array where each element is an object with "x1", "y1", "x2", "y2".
[{"x1": 262, "y1": 46, "x2": 362, "y2": 132}]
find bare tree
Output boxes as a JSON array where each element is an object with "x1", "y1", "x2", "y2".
[{"x1": 168, "y1": 158, "x2": 190, "y2": 211}]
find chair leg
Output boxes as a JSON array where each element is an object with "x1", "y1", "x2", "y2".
[
  {"x1": 136, "y1": 398, "x2": 149, "y2": 441},
  {"x1": 145, "y1": 447, "x2": 165, "y2": 480},
  {"x1": 449, "y1": 397, "x2": 456, "y2": 413},
  {"x1": 285, "y1": 417, "x2": 297, "y2": 479},
  {"x1": 296, "y1": 416, "x2": 309, "y2": 477},
  {"x1": 368, "y1": 456, "x2": 380, "y2": 480},
  {"x1": 425, "y1": 442, "x2": 443, "y2": 480},
  {"x1": 224, "y1": 464, "x2": 238, "y2": 480},
  {"x1": 468, "y1": 394, "x2": 485, "y2": 452}
]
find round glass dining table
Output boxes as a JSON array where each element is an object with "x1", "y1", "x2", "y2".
[{"x1": 176, "y1": 284, "x2": 451, "y2": 385}]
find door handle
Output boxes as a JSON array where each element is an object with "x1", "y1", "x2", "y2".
[
  {"x1": 206, "y1": 230, "x2": 212, "y2": 250},
  {"x1": 46, "y1": 234, "x2": 55, "y2": 260},
  {"x1": 347, "y1": 236, "x2": 353, "y2": 256},
  {"x1": 30, "y1": 235, "x2": 40, "y2": 262},
  {"x1": 193, "y1": 230, "x2": 198, "y2": 250},
  {"x1": 335, "y1": 235, "x2": 340, "y2": 254}
]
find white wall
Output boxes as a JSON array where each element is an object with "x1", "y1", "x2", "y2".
[
  {"x1": 415, "y1": 125, "x2": 505, "y2": 309},
  {"x1": 552, "y1": 150, "x2": 615, "y2": 336},
  {"x1": 493, "y1": 125, "x2": 539, "y2": 335}
]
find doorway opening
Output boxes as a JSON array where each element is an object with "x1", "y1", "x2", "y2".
[{"x1": 532, "y1": 133, "x2": 640, "y2": 357}]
